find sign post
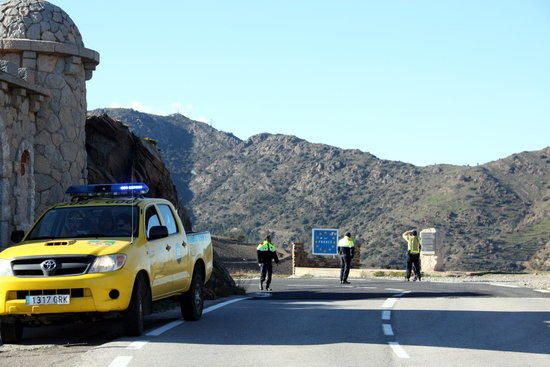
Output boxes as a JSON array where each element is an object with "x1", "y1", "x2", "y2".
[{"x1": 312, "y1": 228, "x2": 339, "y2": 255}]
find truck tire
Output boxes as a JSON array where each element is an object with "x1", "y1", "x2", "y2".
[
  {"x1": 123, "y1": 275, "x2": 146, "y2": 336},
  {"x1": 0, "y1": 318, "x2": 23, "y2": 344},
  {"x1": 181, "y1": 268, "x2": 204, "y2": 321}
]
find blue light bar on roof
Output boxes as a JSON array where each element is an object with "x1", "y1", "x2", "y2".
[{"x1": 66, "y1": 183, "x2": 150, "y2": 197}]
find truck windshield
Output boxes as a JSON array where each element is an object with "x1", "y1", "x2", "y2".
[{"x1": 26, "y1": 206, "x2": 140, "y2": 240}]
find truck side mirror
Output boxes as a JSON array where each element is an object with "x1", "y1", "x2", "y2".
[
  {"x1": 11, "y1": 230, "x2": 25, "y2": 243},
  {"x1": 149, "y1": 226, "x2": 169, "y2": 240}
]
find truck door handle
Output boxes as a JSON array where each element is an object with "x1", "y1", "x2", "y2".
[{"x1": 165, "y1": 245, "x2": 171, "y2": 251}]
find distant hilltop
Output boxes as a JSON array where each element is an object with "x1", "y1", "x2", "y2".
[{"x1": 91, "y1": 108, "x2": 549, "y2": 272}]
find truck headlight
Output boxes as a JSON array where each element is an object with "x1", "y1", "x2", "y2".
[
  {"x1": 88, "y1": 254, "x2": 127, "y2": 273},
  {"x1": 0, "y1": 259, "x2": 13, "y2": 276}
]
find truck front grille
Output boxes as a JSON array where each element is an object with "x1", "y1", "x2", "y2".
[{"x1": 11, "y1": 256, "x2": 94, "y2": 277}]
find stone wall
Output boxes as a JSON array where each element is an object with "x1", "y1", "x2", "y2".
[
  {"x1": 0, "y1": 68, "x2": 46, "y2": 245},
  {"x1": 292, "y1": 242, "x2": 361, "y2": 270}
]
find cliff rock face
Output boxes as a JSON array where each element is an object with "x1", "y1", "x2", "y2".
[
  {"x1": 90, "y1": 108, "x2": 550, "y2": 272},
  {"x1": 85, "y1": 114, "x2": 192, "y2": 232}
]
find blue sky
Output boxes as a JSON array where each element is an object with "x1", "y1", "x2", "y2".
[{"x1": 56, "y1": 0, "x2": 549, "y2": 166}]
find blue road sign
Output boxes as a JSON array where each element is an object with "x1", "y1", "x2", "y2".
[{"x1": 312, "y1": 228, "x2": 339, "y2": 255}]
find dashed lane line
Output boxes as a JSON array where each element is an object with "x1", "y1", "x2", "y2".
[
  {"x1": 146, "y1": 297, "x2": 249, "y2": 338},
  {"x1": 109, "y1": 296, "x2": 250, "y2": 365},
  {"x1": 382, "y1": 298, "x2": 398, "y2": 308},
  {"x1": 388, "y1": 342, "x2": 410, "y2": 359},
  {"x1": 382, "y1": 291, "x2": 411, "y2": 359},
  {"x1": 534, "y1": 289, "x2": 550, "y2": 293},
  {"x1": 145, "y1": 320, "x2": 184, "y2": 337},
  {"x1": 489, "y1": 283, "x2": 520, "y2": 288},
  {"x1": 393, "y1": 291, "x2": 411, "y2": 297},
  {"x1": 108, "y1": 356, "x2": 133, "y2": 367},
  {"x1": 385, "y1": 288, "x2": 405, "y2": 292},
  {"x1": 383, "y1": 324, "x2": 394, "y2": 336},
  {"x1": 204, "y1": 297, "x2": 250, "y2": 314},
  {"x1": 126, "y1": 341, "x2": 148, "y2": 350}
]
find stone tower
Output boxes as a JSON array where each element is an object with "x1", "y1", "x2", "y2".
[{"x1": 0, "y1": 0, "x2": 99, "y2": 243}]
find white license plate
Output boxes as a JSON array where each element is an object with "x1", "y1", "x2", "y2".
[{"x1": 25, "y1": 295, "x2": 71, "y2": 305}]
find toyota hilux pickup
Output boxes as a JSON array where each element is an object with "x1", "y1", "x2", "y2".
[{"x1": 0, "y1": 183, "x2": 213, "y2": 343}]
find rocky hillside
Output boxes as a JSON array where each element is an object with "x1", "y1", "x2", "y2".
[{"x1": 90, "y1": 109, "x2": 549, "y2": 272}]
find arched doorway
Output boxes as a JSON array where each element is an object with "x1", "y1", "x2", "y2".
[{"x1": 14, "y1": 143, "x2": 35, "y2": 231}]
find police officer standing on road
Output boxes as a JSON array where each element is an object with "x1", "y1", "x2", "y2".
[
  {"x1": 402, "y1": 230, "x2": 421, "y2": 281},
  {"x1": 257, "y1": 235, "x2": 279, "y2": 291},
  {"x1": 338, "y1": 232, "x2": 355, "y2": 284}
]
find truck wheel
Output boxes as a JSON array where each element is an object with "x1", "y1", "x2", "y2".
[
  {"x1": 123, "y1": 275, "x2": 146, "y2": 336},
  {"x1": 0, "y1": 318, "x2": 23, "y2": 344},
  {"x1": 181, "y1": 268, "x2": 204, "y2": 321}
]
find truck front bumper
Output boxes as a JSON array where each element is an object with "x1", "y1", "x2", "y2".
[{"x1": 0, "y1": 269, "x2": 134, "y2": 316}]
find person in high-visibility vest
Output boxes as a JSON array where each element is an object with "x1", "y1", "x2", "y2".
[
  {"x1": 402, "y1": 230, "x2": 421, "y2": 281},
  {"x1": 337, "y1": 232, "x2": 355, "y2": 284},
  {"x1": 257, "y1": 235, "x2": 279, "y2": 291}
]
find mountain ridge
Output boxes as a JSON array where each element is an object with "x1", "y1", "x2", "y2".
[{"x1": 89, "y1": 108, "x2": 549, "y2": 272}]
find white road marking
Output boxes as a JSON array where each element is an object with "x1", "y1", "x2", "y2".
[
  {"x1": 385, "y1": 288, "x2": 405, "y2": 292},
  {"x1": 354, "y1": 286, "x2": 377, "y2": 289},
  {"x1": 145, "y1": 320, "x2": 184, "y2": 337},
  {"x1": 204, "y1": 297, "x2": 249, "y2": 314},
  {"x1": 126, "y1": 341, "x2": 148, "y2": 350},
  {"x1": 534, "y1": 289, "x2": 550, "y2": 293},
  {"x1": 382, "y1": 310, "x2": 391, "y2": 320},
  {"x1": 382, "y1": 298, "x2": 398, "y2": 308},
  {"x1": 383, "y1": 324, "x2": 394, "y2": 336},
  {"x1": 388, "y1": 342, "x2": 410, "y2": 359},
  {"x1": 489, "y1": 283, "x2": 520, "y2": 288},
  {"x1": 109, "y1": 356, "x2": 133, "y2": 367}
]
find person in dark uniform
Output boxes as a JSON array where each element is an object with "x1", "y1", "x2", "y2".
[
  {"x1": 402, "y1": 229, "x2": 421, "y2": 281},
  {"x1": 337, "y1": 232, "x2": 355, "y2": 284},
  {"x1": 257, "y1": 235, "x2": 279, "y2": 291}
]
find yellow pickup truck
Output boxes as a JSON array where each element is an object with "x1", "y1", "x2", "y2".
[{"x1": 0, "y1": 183, "x2": 213, "y2": 343}]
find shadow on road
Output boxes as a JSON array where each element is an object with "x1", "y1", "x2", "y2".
[
  {"x1": 259, "y1": 291, "x2": 489, "y2": 301},
  {"x1": 134, "y1": 291, "x2": 550, "y2": 356}
]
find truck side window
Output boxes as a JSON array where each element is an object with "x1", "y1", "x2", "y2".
[
  {"x1": 158, "y1": 204, "x2": 179, "y2": 235},
  {"x1": 145, "y1": 206, "x2": 161, "y2": 238}
]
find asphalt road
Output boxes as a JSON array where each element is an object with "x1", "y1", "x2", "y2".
[{"x1": 1, "y1": 278, "x2": 549, "y2": 367}]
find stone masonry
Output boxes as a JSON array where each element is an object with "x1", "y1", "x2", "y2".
[{"x1": 0, "y1": 0, "x2": 99, "y2": 246}]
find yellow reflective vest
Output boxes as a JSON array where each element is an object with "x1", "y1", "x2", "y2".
[
  {"x1": 257, "y1": 240, "x2": 277, "y2": 252},
  {"x1": 337, "y1": 236, "x2": 355, "y2": 248},
  {"x1": 402, "y1": 233, "x2": 420, "y2": 254}
]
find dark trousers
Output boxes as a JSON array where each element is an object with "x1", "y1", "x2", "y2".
[
  {"x1": 340, "y1": 255, "x2": 352, "y2": 281},
  {"x1": 260, "y1": 261, "x2": 273, "y2": 287},
  {"x1": 406, "y1": 253, "x2": 421, "y2": 279}
]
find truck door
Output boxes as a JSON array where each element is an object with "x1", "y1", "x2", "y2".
[
  {"x1": 144, "y1": 205, "x2": 170, "y2": 298},
  {"x1": 157, "y1": 203, "x2": 190, "y2": 293}
]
